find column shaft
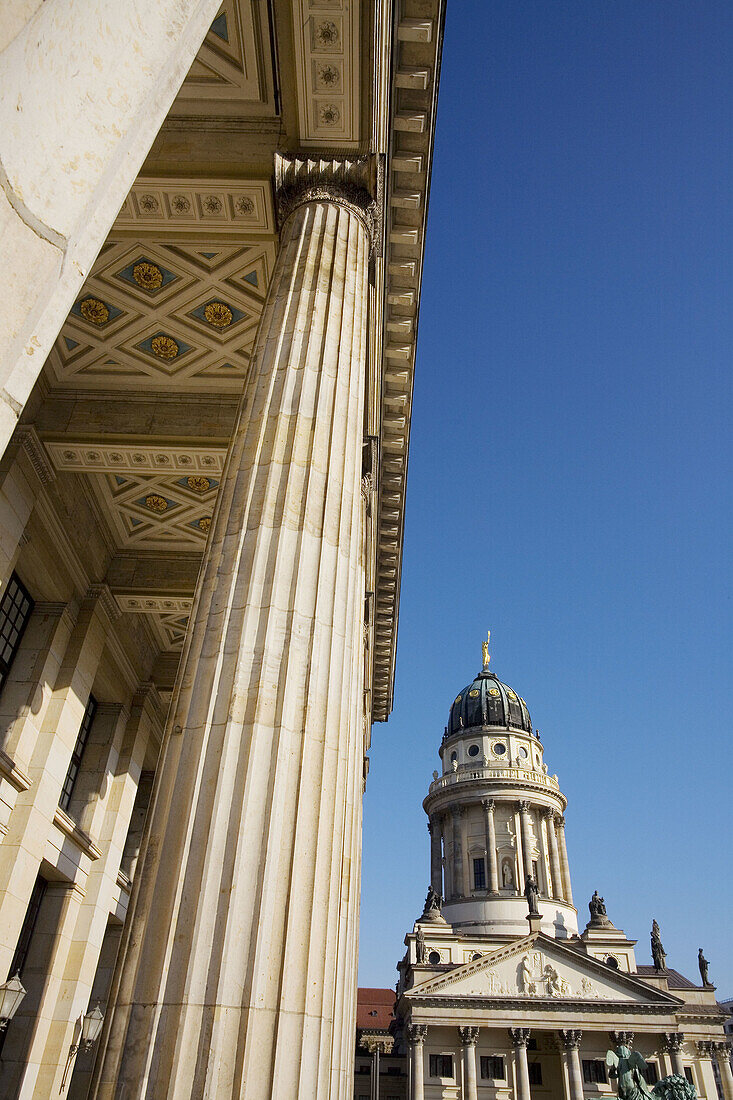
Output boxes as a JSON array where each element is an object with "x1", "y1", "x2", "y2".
[
  {"x1": 452, "y1": 808, "x2": 465, "y2": 897},
  {"x1": 556, "y1": 816, "x2": 574, "y2": 904},
  {"x1": 483, "y1": 799, "x2": 499, "y2": 893},
  {"x1": 429, "y1": 816, "x2": 442, "y2": 896},
  {"x1": 546, "y1": 812, "x2": 564, "y2": 900},
  {"x1": 716, "y1": 1047, "x2": 733, "y2": 1100},
  {"x1": 93, "y1": 194, "x2": 371, "y2": 1100},
  {"x1": 566, "y1": 1047, "x2": 584, "y2": 1100},
  {"x1": 408, "y1": 1031, "x2": 426, "y2": 1100},
  {"x1": 519, "y1": 801, "x2": 534, "y2": 882},
  {"x1": 514, "y1": 1042, "x2": 531, "y2": 1100},
  {"x1": 459, "y1": 1028, "x2": 479, "y2": 1100}
]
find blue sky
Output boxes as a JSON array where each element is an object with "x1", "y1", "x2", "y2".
[{"x1": 359, "y1": 1, "x2": 733, "y2": 995}]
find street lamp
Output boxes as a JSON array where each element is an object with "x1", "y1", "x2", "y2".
[
  {"x1": 0, "y1": 974, "x2": 26, "y2": 1030},
  {"x1": 60, "y1": 1002, "x2": 105, "y2": 1091}
]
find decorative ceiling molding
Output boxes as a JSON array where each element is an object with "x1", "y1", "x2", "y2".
[
  {"x1": 85, "y1": 471, "x2": 219, "y2": 551},
  {"x1": 45, "y1": 442, "x2": 227, "y2": 476},
  {"x1": 46, "y1": 237, "x2": 274, "y2": 393},
  {"x1": 115, "y1": 596, "x2": 193, "y2": 614},
  {"x1": 115, "y1": 178, "x2": 275, "y2": 235},
  {"x1": 371, "y1": 0, "x2": 446, "y2": 721},
  {"x1": 290, "y1": 0, "x2": 361, "y2": 147}
]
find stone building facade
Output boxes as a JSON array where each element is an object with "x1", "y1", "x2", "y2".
[
  {"x1": 0, "y1": 2, "x2": 444, "y2": 1096},
  {"x1": 354, "y1": 649, "x2": 733, "y2": 1100}
]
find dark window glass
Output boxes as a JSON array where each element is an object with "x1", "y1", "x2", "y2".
[
  {"x1": 8, "y1": 875, "x2": 47, "y2": 978},
  {"x1": 684, "y1": 1069, "x2": 694, "y2": 1085},
  {"x1": 583, "y1": 1060, "x2": 608, "y2": 1084},
  {"x1": 467, "y1": 743, "x2": 480, "y2": 757},
  {"x1": 507, "y1": 699, "x2": 523, "y2": 727},
  {"x1": 58, "y1": 694, "x2": 97, "y2": 812},
  {"x1": 428, "y1": 951, "x2": 441, "y2": 965},
  {"x1": 645, "y1": 1063, "x2": 659, "y2": 1085},
  {"x1": 473, "y1": 857, "x2": 486, "y2": 889},
  {"x1": 528, "y1": 1062, "x2": 543, "y2": 1085},
  {"x1": 527, "y1": 1038, "x2": 538, "y2": 1052},
  {"x1": 429, "y1": 1054, "x2": 453, "y2": 1078},
  {"x1": 0, "y1": 573, "x2": 33, "y2": 694},
  {"x1": 481, "y1": 1056, "x2": 505, "y2": 1080}
]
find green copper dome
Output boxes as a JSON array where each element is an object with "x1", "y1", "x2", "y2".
[{"x1": 447, "y1": 669, "x2": 532, "y2": 736}]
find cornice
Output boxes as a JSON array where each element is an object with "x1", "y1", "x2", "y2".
[{"x1": 371, "y1": 0, "x2": 446, "y2": 721}]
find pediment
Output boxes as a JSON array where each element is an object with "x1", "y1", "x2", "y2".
[{"x1": 407, "y1": 934, "x2": 682, "y2": 1006}]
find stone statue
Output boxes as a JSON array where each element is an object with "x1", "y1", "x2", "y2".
[
  {"x1": 589, "y1": 890, "x2": 607, "y2": 921},
  {"x1": 424, "y1": 885, "x2": 441, "y2": 913},
  {"x1": 607, "y1": 1045, "x2": 696, "y2": 1100},
  {"x1": 651, "y1": 920, "x2": 667, "y2": 972},
  {"x1": 524, "y1": 873, "x2": 540, "y2": 915},
  {"x1": 698, "y1": 948, "x2": 710, "y2": 986},
  {"x1": 415, "y1": 927, "x2": 426, "y2": 964}
]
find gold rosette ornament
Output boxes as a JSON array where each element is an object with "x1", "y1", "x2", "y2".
[
  {"x1": 186, "y1": 476, "x2": 211, "y2": 493},
  {"x1": 204, "y1": 301, "x2": 233, "y2": 328},
  {"x1": 151, "y1": 335, "x2": 179, "y2": 359},
  {"x1": 198, "y1": 516, "x2": 212, "y2": 533},
  {"x1": 144, "y1": 495, "x2": 168, "y2": 513},
  {"x1": 79, "y1": 297, "x2": 109, "y2": 325},
  {"x1": 133, "y1": 262, "x2": 163, "y2": 290}
]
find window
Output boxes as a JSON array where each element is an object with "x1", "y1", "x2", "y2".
[
  {"x1": 473, "y1": 857, "x2": 486, "y2": 889},
  {"x1": 583, "y1": 1060, "x2": 608, "y2": 1084},
  {"x1": 0, "y1": 573, "x2": 33, "y2": 693},
  {"x1": 468, "y1": 743, "x2": 480, "y2": 757},
  {"x1": 644, "y1": 1063, "x2": 659, "y2": 1086},
  {"x1": 428, "y1": 951, "x2": 441, "y2": 965},
  {"x1": 527, "y1": 1038, "x2": 538, "y2": 1052},
  {"x1": 58, "y1": 694, "x2": 97, "y2": 812},
  {"x1": 684, "y1": 1069, "x2": 694, "y2": 1086},
  {"x1": 429, "y1": 1054, "x2": 454, "y2": 1078},
  {"x1": 528, "y1": 1062, "x2": 543, "y2": 1085},
  {"x1": 481, "y1": 1056, "x2": 505, "y2": 1080},
  {"x1": 8, "y1": 875, "x2": 47, "y2": 978}
]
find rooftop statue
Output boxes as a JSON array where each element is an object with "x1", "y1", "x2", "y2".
[
  {"x1": 482, "y1": 631, "x2": 491, "y2": 670},
  {"x1": 698, "y1": 948, "x2": 711, "y2": 987},
  {"x1": 424, "y1": 884, "x2": 441, "y2": 913},
  {"x1": 607, "y1": 1046, "x2": 696, "y2": 1100},
  {"x1": 589, "y1": 890, "x2": 608, "y2": 921},
  {"x1": 524, "y1": 874, "x2": 540, "y2": 916},
  {"x1": 651, "y1": 920, "x2": 667, "y2": 972}
]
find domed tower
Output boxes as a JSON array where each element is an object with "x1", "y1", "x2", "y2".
[{"x1": 423, "y1": 635, "x2": 578, "y2": 941}]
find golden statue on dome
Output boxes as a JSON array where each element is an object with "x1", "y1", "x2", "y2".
[{"x1": 482, "y1": 631, "x2": 491, "y2": 670}]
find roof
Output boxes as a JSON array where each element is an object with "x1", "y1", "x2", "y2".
[
  {"x1": 636, "y1": 966, "x2": 699, "y2": 990},
  {"x1": 356, "y1": 987, "x2": 395, "y2": 1031}
]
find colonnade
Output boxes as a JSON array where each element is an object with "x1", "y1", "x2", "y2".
[
  {"x1": 402, "y1": 1026, "x2": 730, "y2": 1100},
  {"x1": 429, "y1": 799, "x2": 573, "y2": 903}
]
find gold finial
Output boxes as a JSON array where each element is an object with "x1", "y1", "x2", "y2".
[{"x1": 481, "y1": 630, "x2": 491, "y2": 670}]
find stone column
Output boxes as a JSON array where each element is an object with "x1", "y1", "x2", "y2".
[
  {"x1": 714, "y1": 1043, "x2": 733, "y2": 1100},
  {"x1": 407, "y1": 1024, "x2": 428, "y2": 1100},
  {"x1": 510, "y1": 1028, "x2": 532, "y2": 1100},
  {"x1": 429, "y1": 815, "x2": 442, "y2": 896},
  {"x1": 556, "y1": 814, "x2": 574, "y2": 905},
  {"x1": 560, "y1": 1031, "x2": 584, "y2": 1100},
  {"x1": 518, "y1": 800, "x2": 534, "y2": 883},
  {"x1": 442, "y1": 813, "x2": 453, "y2": 898},
  {"x1": 363, "y1": 1035, "x2": 394, "y2": 1100},
  {"x1": 482, "y1": 798, "x2": 499, "y2": 893},
  {"x1": 0, "y1": 0, "x2": 224, "y2": 453},
  {"x1": 92, "y1": 156, "x2": 376, "y2": 1100},
  {"x1": 0, "y1": 588, "x2": 114, "y2": 978},
  {"x1": 544, "y1": 810, "x2": 564, "y2": 900},
  {"x1": 663, "y1": 1034, "x2": 685, "y2": 1077},
  {"x1": 459, "y1": 1026, "x2": 479, "y2": 1100},
  {"x1": 696, "y1": 1041, "x2": 718, "y2": 1099},
  {"x1": 452, "y1": 807, "x2": 465, "y2": 898}
]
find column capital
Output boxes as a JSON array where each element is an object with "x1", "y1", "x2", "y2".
[
  {"x1": 509, "y1": 1027, "x2": 531, "y2": 1048},
  {"x1": 696, "y1": 1040, "x2": 716, "y2": 1058},
  {"x1": 459, "y1": 1025, "x2": 479, "y2": 1046},
  {"x1": 663, "y1": 1033, "x2": 685, "y2": 1053},
  {"x1": 362, "y1": 1034, "x2": 394, "y2": 1055},
  {"x1": 274, "y1": 153, "x2": 380, "y2": 244},
  {"x1": 518, "y1": 799, "x2": 532, "y2": 814},
  {"x1": 482, "y1": 797, "x2": 496, "y2": 814},
  {"x1": 556, "y1": 814, "x2": 566, "y2": 828},
  {"x1": 715, "y1": 1041, "x2": 733, "y2": 1059},
  {"x1": 406, "y1": 1023, "x2": 428, "y2": 1046},
  {"x1": 610, "y1": 1032, "x2": 634, "y2": 1049},
  {"x1": 560, "y1": 1030, "x2": 583, "y2": 1050},
  {"x1": 542, "y1": 806, "x2": 557, "y2": 821}
]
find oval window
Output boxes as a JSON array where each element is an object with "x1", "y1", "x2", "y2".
[
  {"x1": 606, "y1": 955, "x2": 620, "y2": 970},
  {"x1": 493, "y1": 743, "x2": 507, "y2": 755},
  {"x1": 428, "y1": 951, "x2": 441, "y2": 965},
  {"x1": 467, "y1": 744, "x2": 480, "y2": 757},
  {"x1": 518, "y1": 746, "x2": 528, "y2": 759}
]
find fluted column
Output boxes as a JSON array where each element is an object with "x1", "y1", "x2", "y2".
[
  {"x1": 560, "y1": 1031, "x2": 584, "y2": 1100},
  {"x1": 93, "y1": 156, "x2": 375, "y2": 1100},
  {"x1": 556, "y1": 814, "x2": 574, "y2": 904},
  {"x1": 459, "y1": 1026, "x2": 479, "y2": 1100},
  {"x1": 518, "y1": 800, "x2": 534, "y2": 882},
  {"x1": 429, "y1": 816, "x2": 442, "y2": 896},
  {"x1": 451, "y1": 807, "x2": 465, "y2": 898},
  {"x1": 544, "y1": 810, "x2": 564, "y2": 900},
  {"x1": 663, "y1": 1034, "x2": 685, "y2": 1077},
  {"x1": 715, "y1": 1043, "x2": 733, "y2": 1100},
  {"x1": 407, "y1": 1024, "x2": 428, "y2": 1100},
  {"x1": 510, "y1": 1028, "x2": 532, "y2": 1100},
  {"x1": 442, "y1": 813, "x2": 453, "y2": 898},
  {"x1": 482, "y1": 798, "x2": 499, "y2": 893}
]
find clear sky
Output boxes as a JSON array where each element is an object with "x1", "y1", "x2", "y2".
[{"x1": 359, "y1": 1, "x2": 733, "y2": 996}]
